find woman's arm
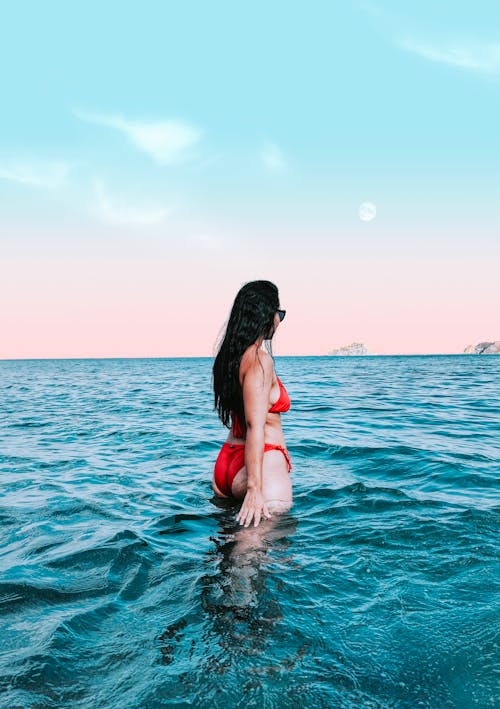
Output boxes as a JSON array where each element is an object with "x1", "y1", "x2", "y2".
[
  {"x1": 241, "y1": 353, "x2": 273, "y2": 490},
  {"x1": 235, "y1": 353, "x2": 274, "y2": 527}
]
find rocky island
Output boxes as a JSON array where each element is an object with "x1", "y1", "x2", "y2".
[
  {"x1": 463, "y1": 341, "x2": 500, "y2": 354},
  {"x1": 328, "y1": 342, "x2": 374, "y2": 356}
]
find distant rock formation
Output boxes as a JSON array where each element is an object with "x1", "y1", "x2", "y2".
[
  {"x1": 463, "y1": 341, "x2": 500, "y2": 354},
  {"x1": 328, "y1": 342, "x2": 373, "y2": 356}
]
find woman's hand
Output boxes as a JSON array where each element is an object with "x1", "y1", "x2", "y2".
[{"x1": 236, "y1": 488, "x2": 272, "y2": 528}]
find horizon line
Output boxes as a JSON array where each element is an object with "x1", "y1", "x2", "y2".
[{"x1": 1, "y1": 352, "x2": 495, "y2": 362}]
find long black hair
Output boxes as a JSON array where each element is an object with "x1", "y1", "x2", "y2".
[{"x1": 212, "y1": 280, "x2": 280, "y2": 433}]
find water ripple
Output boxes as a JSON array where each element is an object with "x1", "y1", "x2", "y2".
[{"x1": 0, "y1": 354, "x2": 498, "y2": 707}]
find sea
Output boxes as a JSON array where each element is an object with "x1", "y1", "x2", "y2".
[{"x1": 0, "y1": 355, "x2": 498, "y2": 708}]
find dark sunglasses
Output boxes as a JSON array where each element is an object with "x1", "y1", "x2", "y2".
[{"x1": 277, "y1": 309, "x2": 286, "y2": 322}]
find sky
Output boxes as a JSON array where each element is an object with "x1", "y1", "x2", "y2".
[{"x1": 1, "y1": 0, "x2": 499, "y2": 358}]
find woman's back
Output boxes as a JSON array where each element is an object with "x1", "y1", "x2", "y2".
[{"x1": 230, "y1": 347, "x2": 290, "y2": 442}]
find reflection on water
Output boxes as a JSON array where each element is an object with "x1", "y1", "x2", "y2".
[{"x1": 160, "y1": 500, "x2": 300, "y2": 679}]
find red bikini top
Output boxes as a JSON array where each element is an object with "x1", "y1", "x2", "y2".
[
  {"x1": 268, "y1": 375, "x2": 291, "y2": 413},
  {"x1": 231, "y1": 375, "x2": 291, "y2": 438}
]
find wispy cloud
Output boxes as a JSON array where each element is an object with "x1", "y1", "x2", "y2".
[
  {"x1": 0, "y1": 159, "x2": 70, "y2": 189},
  {"x1": 261, "y1": 142, "x2": 286, "y2": 171},
  {"x1": 93, "y1": 179, "x2": 171, "y2": 226},
  {"x1": 73, "y1": 109, "x2": 201, "y2": 164},
  {"x1": 397, "y1": 38, "x2": 500, "y2": 74}
]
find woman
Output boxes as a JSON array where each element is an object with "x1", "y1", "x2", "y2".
[{"x1": 212, "y1": 280, "x2": 293, "y2": 528}]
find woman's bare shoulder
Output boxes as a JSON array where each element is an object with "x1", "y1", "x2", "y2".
[{"x1": 239, "y1": 346, "x2": 274, "y2": 384}]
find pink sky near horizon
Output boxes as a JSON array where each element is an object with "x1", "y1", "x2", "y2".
[{"x1": 2, "y1": 222, "x2": 498, "y2": 359}]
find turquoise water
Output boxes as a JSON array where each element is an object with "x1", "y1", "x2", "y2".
[{"x1": 1, "y1": 355, "x2": 498, "y2": 708}]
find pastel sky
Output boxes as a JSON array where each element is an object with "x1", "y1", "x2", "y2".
[{"x1": 1, "y1": 0, "x2": 499, "y2": 358}]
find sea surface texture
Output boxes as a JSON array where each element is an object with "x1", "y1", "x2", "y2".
[{"x1": 0, "y1": 355, "x2": 499, "y2": 708}]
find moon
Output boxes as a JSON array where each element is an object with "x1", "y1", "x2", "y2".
[{"x1": 359, "y1": 202, "x2": 376, "y2": 221}]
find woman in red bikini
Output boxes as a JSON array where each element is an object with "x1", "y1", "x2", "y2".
[{"x1": 212, "y1": 280, "x2": 293, "y2": 529}]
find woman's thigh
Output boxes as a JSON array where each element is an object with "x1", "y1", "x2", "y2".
[{"x1": 231, "y1": 449, "x2": 292, "y2": 508}]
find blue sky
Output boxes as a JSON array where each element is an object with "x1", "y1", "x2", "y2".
[
  {"x1": 2, "y1": 0, "x2": 499, "y2": 229},
  {"x1": 1, "y1": 1, "x2": 499, "y2": 356}
]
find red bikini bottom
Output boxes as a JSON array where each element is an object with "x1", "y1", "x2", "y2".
[{"x1": 213, "y1": 441, "x2": 293, "y2": 498}]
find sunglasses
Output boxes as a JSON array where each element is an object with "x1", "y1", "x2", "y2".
[{"x1": 277, "y1": 309, "x2": 286, "y2": 322}]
